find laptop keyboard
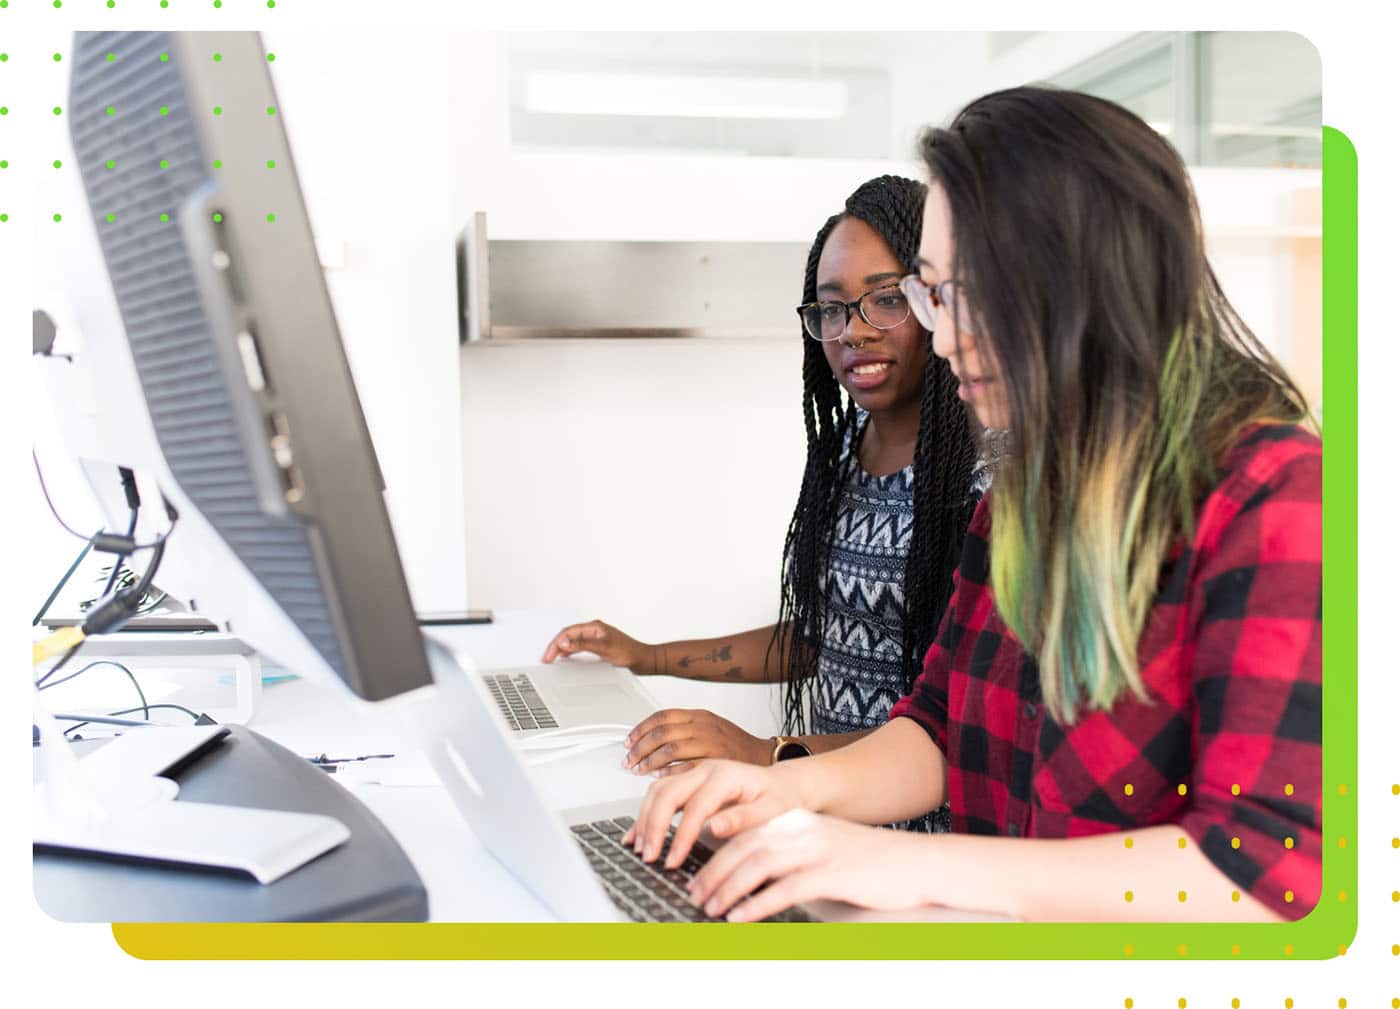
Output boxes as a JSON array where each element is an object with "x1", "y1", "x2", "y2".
[
  {"x1": 570, "y1": 816, "x2": 813, "y2": 923},
  {"x1": 483, "y1": 673, "x2": 558, "y2": 732}
]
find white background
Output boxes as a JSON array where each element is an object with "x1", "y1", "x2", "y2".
[{"x1": 0, "y1": 1, "x2": 1391, "y2": 1006}]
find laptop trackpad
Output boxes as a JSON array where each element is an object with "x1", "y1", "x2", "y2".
[{"x1": 551, "y1": 683, "x2": 643, "y2": 722}]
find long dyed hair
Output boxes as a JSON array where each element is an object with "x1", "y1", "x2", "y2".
[{"x1": 918, "y1": 87, "x2": 1311, "y2": 723}]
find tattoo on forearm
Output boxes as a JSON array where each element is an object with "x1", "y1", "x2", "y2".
[
  {"x1": 722, "y1": 667, "x2": 744, "y2": 681},
  {"x1": 676, "y1": 644, "x2": 733, "y2": 670}
]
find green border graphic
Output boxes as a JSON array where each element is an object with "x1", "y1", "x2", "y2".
[{"x1": 109, "y1": 127, "x2": 1358, "y2": 961}]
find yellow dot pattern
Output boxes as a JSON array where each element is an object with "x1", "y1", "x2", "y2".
[
  {"x1": 1285, "y1": 1001, "x2": 1294, "y2": 1009},
  {"x1": 1177, "y1": 890, "x2": 1188, "y2": 902},
  {"x1": 1177, "y1": 836, "x2": 1187, "y2": 849},
  {"x1": 1231, "y1": 783, "x2": 1241, "y2": 796},
  {"x1": 1284, "y1": 836, "x2": 1294, "y2": 849},
  {"x1": 1124, "y1": 837, "x2": 1134, "y2": 849},
  {"x1": 1284, "y1": 890, "x2": 1294, "y2": 903},
  {"x1": 1124, "y1": 944, "x2": 1133, "y2": 957},
  {"x1": 1176, "y1": 943, "x2": 1187, "y2": 956},
  {"x1": 1123, "y1": 890, "x2": 1133, "y2": 902},
  {"x1": 1231, "y1": 836, "x2": 1241, "y2": 849},
  {"x1": 1177, "y1": 783, "x2": 1188, "y2": 796},
  {"x1": 1231, "y1": 944, "x2": 1241, "y2": 956},
  {"x1": 1178, "y1": 1000, "x2": 1187, "y2": 1009},
  {"x1": 1124, "y1": 1000, "x2": 1133, "y2": 1009},
  {"x1": 1231, "y1": 890, "x2": 1241, "y2": 902},
  {"x1": 1124, "y1": 783, "x2": 1134, "y2": 797},
  {"x1": 1231, "y1": 1001, "x2": 1240, "y2": 1009},
  {"x1": 1285, "y1": 783, "x2": 1295, "y2": 796}
]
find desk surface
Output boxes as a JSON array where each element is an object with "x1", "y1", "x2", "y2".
[
  {"x1": 55, "y1": 609, "x2": 1002, "y2": 923},
  {"x1": 247, "y1": 609, "x2": 718, "y2": 921}
]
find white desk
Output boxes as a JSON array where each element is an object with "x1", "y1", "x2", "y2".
[
  {"x1": 242, "y1": 609, "x2": 759, "y2": 922},
  {"x1": 51, "y1": 609, "x2": 1005, "y2": 923}
]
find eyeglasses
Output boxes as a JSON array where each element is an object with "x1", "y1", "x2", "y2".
[
  {"x1": 898, "y1": 274, "x2": 966, "y2": 333},
  {"x1": 795, "y1": 283, "x2": 912, "y2": 343}
]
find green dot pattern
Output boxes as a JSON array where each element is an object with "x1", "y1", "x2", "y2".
[
  {"x1": 159, "y1": 213, "x2": 170, "y2": 222},
  {"x1": 213, "y1": 106, "x2": 222, "y2": 116},
  {"x1": 52, "y1": 159, "x2": 62, "y2": 169},
  {"x1": 53, "y1": 213, "x2": 62, "y2": 222},
  {"x1": 106, "y1": 159, "x2": 115, "y2": 169},
  {"x1": 212, "y1": 212, "x2": 223, "y2": 222},
  {"x1": 266, "y1": 213, "x2": 276, "y2": 222},
  {"x1": 0, "y1": 53, "x2": 8, "y2": 62},
  {"x1": 159, "y1": 107, "x2": 169, "y2": 116},
  {"x1": 0, "y1": 108, "x2": 8, "y2": 116},
  {"x1": 213, "y1": 53, "x2": 222, "y2": 62},
  {"x1": 159, "y1": 159, "x2": 169, "y2": 169},
  {"x1": 266, "y1": 106, "x2": 276, "y2": 116},
  {"x1": 160, "y1": 53, "x2": 170, "y2": 63},
  {"x1": 106, "y1": 213, "x2": 116, "y2": 222},
  {"x1": 0, "y1": 214, "x2": 8, "y2": 223},
  {"x1": 267, "y1": 53, "x2": 276, "y2": 62},
  {"x1": 53, "y1": 53, "x2": 62, "y2": 62},
  {"x1": 212, "y1": 159, "x2": 223, "y2": 169},
  {"x1": 107, "y1": 106, "x2": 116, "y2": 116},
  {"x1": 107, "y1": 53, "x2": 116, "y2": 63},
  {"x1": 52, "y1": 106, "x2": 62, "y2": 116},
  {"x1": 0, "y1": 160, "x2": 6, "y2": 169},
  {"x1": 266, "y1": 159, "x2": 276, "y2": 168}
]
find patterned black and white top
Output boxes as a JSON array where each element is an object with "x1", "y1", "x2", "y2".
[{"x1": 811, "y1": 420, "x2": 990, "y2": 833}]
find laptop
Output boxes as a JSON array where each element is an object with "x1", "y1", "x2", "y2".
[
  {"x1": 478, "y1": 661, "x2": 657, "y2": 738},
  {"x1": 411, "y1": 638, "x2": 813, "y2": 923},
  {"x1": 415, "y1": 640, "x2": 1016, "y2": 924}
]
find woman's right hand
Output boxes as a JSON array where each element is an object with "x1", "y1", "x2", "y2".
[
  {"x1": 623, "y1": 759, "x2": 808, "y2": 869},
  {"x1": 539, "y1": 620, "x2": 655, "y2": 673}
]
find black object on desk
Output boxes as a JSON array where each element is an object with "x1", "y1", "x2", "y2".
[{"x1": 33, "y1": 725, "x2": 428, "y2": 922}]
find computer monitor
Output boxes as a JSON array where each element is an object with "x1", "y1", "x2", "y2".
[{"x1": 62, "y1": 29, "x2": 430, "y2": 702}]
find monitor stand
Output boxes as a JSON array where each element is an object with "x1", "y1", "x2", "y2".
[{"x1": 32, "y1": 714, "x2": 349, "y2": 884}]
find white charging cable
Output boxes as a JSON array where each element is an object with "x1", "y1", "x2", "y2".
[
  {"x1": 515, "y1": 723, "x2": 633, "y2": 751},
  {"x1": 516, "y1": 722, "x2": 632, "y2": 767}
]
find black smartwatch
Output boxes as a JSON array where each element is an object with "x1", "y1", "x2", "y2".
[{"x1": 770, "y1": 736, "x2": 813, "y2": 763}]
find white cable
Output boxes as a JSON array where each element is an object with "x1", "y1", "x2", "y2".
[
  {"x1": 517, "y1": 731, "x2": 629, "y2": 752},
  {"x1": 517, "y1": 722, "x2": 635, "y2": 741},
  {"x1": 523, "y1": 736, "x2": 624, "y2": 768}
]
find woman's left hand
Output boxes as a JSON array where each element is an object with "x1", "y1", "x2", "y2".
[{"x1": 686, "y1": 809, "x2": 933, "y2": 922}]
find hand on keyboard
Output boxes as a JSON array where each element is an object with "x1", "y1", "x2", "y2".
[{"x1": 570, "y1": 816, "x2": 812, "y2": 923}]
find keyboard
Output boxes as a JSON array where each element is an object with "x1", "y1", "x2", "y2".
[
  {"x1": 483, "y1": 673, "x2": 558, "y2": 732},
  {"x1": 569, "y1": 816, "x2": 813, "y2": 923}
]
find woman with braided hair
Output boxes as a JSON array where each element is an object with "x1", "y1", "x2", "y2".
[{"x1": 540, "y1": 176, "x2": 982, "y2": 832}]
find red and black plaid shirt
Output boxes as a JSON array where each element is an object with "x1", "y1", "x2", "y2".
[{"x1": 890, "y1": 423, "x2": 1322, "y2": 919}]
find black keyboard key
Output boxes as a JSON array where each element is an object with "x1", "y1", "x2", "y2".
[{"x1": 593, "y1": 820, "x2": 625, "y2": 837}]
